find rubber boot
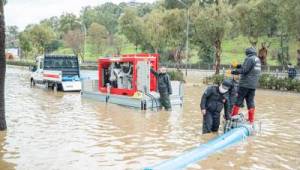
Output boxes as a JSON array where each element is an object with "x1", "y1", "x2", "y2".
[
  {"x1": 231, "y1": 105, "x2": 240, "y2": 116},
  {"x1": 248, "y1": 108, "x2": 255, "y2": 124}
]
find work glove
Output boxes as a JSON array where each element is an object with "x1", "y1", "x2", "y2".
[
  {"x1": 231, "y1": 69, "x2": 239, "y2": 75},
  {"x1": 236, "y1": 64, "x2": 242, "y2": 69}
]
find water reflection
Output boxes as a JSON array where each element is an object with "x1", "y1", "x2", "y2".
[
  {"x1": 1, "y1": 66, "x2": 299, "y2": 170},
  {"x1": 0, "y1": 132, "x2": 16, "y2": 170}
]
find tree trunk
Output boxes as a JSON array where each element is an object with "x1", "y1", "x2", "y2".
[
  {"x1": 248, "y1": 36, "x2": 258, "y2": 48},
  {"x1": 258, "y1": 47, "x2": 267, "y2": 65},
  {"x1": 74, "y1": 49, "x2": 84, "y2": 63},
  {"x1": 297, "y1": 49, "x2": 300, "y2": 67},
  {"x1": 174, "y1": 48, "x2": 179, "y2": 69},
  {"x1": 214, "y1": 39, "x2": 221, "y2": 75},
  {"x1": 96, "y1": 45, "x2": 102, "y2": 55},
  {"x1": 135, "y1": 43, "x2": 138, "y2": 53},
  {"x1": 108, "y1": 32, "x2": 114, "y2": 46},
  {"x1": 0, "y1": 0, "x2": 7, "y2": 130},
  {"x1": 116, "y1": 47, "x2": 121, "y2": 55},
  {"x1": 80, "y1": 52, "x2": 84, "y2": 63},
  {"x1": 258, "y1": 42, "x2": 270, "y2": 65},
  {"x1": 214, "y1": 0, "x2": 222, "y2": 75},
  {"x1": 298, "y1": 35, "x2": 300, "y2": 67}
]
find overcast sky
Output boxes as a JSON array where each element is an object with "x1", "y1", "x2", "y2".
[{"x1": 4, "y1": 0, "x2": 155, "y2": 30}]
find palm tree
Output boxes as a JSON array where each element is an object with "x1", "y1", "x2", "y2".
[{"x1": 0, "y1": 0, "x2": 7, "y2": 130}]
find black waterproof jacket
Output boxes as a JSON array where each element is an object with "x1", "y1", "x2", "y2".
[
  {"x1": 237, "y1": 48, "x2": 261, "y2": 89},
  {"x1": 151, "y1": 68, "x2": 172, "y2": 94},
  {"x1": 200, "y1": 86, "x2": 230, "y2": 119}
]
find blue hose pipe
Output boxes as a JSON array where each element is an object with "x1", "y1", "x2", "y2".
[{"x1": 144, "y1": 125, "x2": 252, "y2": 170}]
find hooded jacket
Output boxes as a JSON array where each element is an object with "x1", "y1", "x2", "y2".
[{"x1": 236, "y1": 47, "x2": 261, "y2": 89}]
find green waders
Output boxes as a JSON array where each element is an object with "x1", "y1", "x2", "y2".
[{"x1": 160, "y1": 92, "x2": 171, "y2": 110}]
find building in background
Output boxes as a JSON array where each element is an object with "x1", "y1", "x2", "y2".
[{"x1": 5, "y1": 48, "x2": 20, "y2": 60}]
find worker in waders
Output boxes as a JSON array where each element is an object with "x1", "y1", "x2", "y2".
[
  {"x1": 200, "y1": 80, "x2": 232, "y2": 134},
  {"x1": 231, "y1": 47, "x2": 261, "y2": 124},
  {"x1": 151, "y1": 67, "x2": 172, "y2": 111}
]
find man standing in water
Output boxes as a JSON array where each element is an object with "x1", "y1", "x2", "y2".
[
  {"x1": 151, "y1": 67, "x2": 172, "y2": 111},
  {"x1": 231, "y1": 47, "x2": 261, "y2": 124},
  {"x1": 200, "y1": 80, "x2": 232, "y2": 134}
]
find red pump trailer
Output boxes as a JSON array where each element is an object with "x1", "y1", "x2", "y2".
[{"x1": 98, "y1": 53, "x2": 159, "y2": 96}]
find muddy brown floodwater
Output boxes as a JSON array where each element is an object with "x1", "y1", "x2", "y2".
[{"x1": 0, "y1": 66, "x2": 299, "y2": 170}]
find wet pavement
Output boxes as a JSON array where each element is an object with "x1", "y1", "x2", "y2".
[{"x1": 0, "y1": 66, "x2": 299, "y2": 170}]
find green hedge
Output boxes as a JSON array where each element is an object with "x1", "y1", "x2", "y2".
[
  {"x1": 203, "y1": 74, "x2": 224, "y2": 85},
  {"x1": 205, "y1": 74, "x2": 300, "y2": 92},
  {"x1": 259, "y1": 74, "x2": 300, "y2": 92},
  {"x1": 168, "y1": 69, "x2": 185, "y2": 82},
  {"x1": 6, "y1": 60, "x2": 35, "y2": 67}
]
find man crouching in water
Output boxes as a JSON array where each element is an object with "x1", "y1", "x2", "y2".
[
  {"x1": 200, "y1": 80, "x2": 232, "y2": 134},
  {"x1": 151, "y1": 67, "x2": 172, "y2": 111}
]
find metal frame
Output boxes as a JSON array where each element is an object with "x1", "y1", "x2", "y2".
[{"x1": 98, "y1": 53, "x2": 159, "y2": 96}]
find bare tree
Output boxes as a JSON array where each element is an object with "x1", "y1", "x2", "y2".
[
  {"x1": 63, "y1": 29, "x2": 85, "y2": 62},
  {"x1": 258, "y1": 42, "x2": 271, "y2": 65},
  {"x1": 297, "y1": 49, "x2": 300, "y2": 67},
  {"x1": 0, "y1": 0, "x2": 7, "y2": 130}
]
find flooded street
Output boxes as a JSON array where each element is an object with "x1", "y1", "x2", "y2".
[{"x1": 1, "y1": 66, "x2": 300, "y2": 170}]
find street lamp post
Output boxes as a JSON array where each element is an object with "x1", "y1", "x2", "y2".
[
  {"x1": 185, "y1": 8, "x2": 189, "y2": 76},
  {"x1": 81, "y1": 22, "x2": 87, "y2": 62},
  {"x1": 177, "y1": 0, "x2": 189, "y2": 76}
]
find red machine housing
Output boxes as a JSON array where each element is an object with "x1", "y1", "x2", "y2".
[{"x1": 98, "y1": 53, "x2": 159, "y2": 96}]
